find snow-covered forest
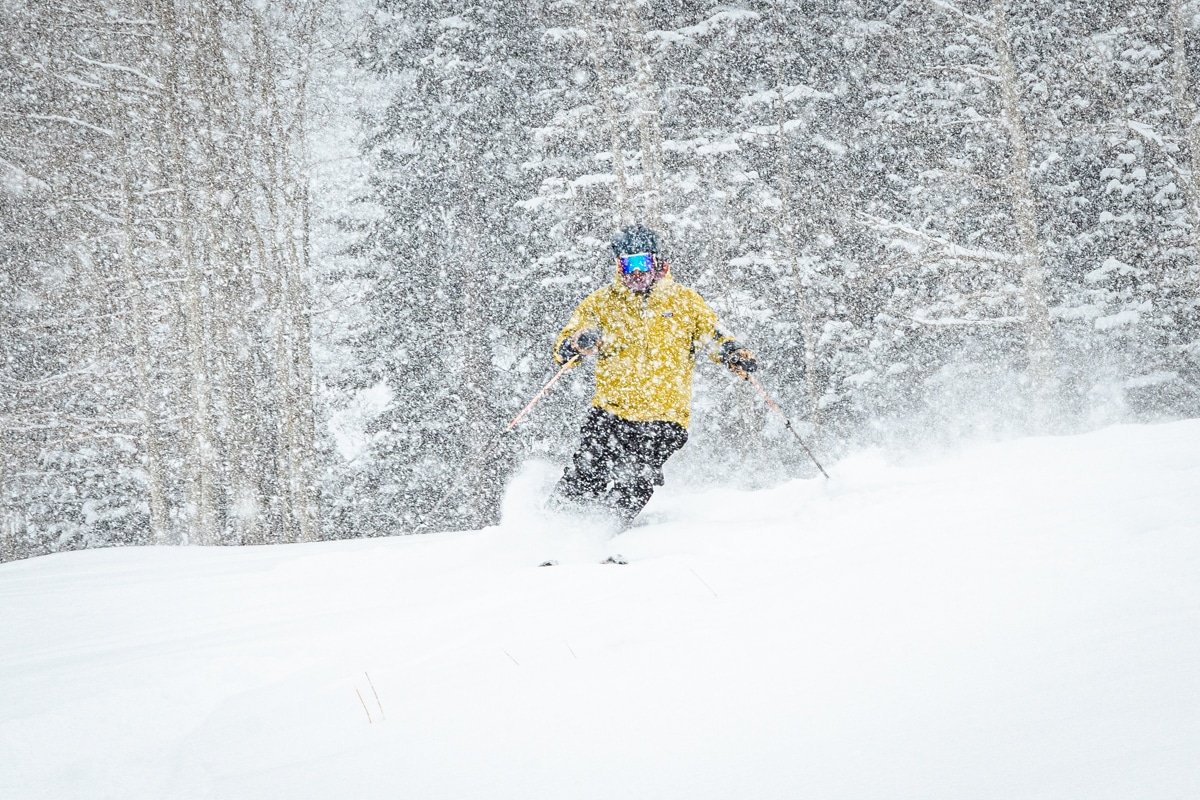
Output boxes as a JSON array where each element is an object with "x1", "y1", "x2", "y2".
[{"x1": 2, "y1": 0, "x2": 1199, "y2": 560}]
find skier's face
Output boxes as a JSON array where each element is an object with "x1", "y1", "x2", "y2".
[{"x1": 617, "y1": 254, "x2": 660, "y2": 293}]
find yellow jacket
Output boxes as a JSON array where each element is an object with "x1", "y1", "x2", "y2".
[{"x1": 554, "y1": 272, "x2": 733, "y2": 427}]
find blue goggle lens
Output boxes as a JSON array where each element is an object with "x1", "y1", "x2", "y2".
[{"x1": 619, "y1": 252, "x2": 654, "y2": 274}]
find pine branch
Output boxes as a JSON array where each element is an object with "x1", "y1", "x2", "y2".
[{"x1": 925, "y1": 64, "x2": 1001, "y2": 83}]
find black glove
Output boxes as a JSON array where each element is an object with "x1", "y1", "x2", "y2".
[
  {"x1": 574, "y1": 328, "x2": 601, "y2": 353},
  {"x1": 557, "y1": 328, "x2": 602, "y2": 362},
  {"x1": 719, "y1": 341, "x2": 757, "y2": 379}
]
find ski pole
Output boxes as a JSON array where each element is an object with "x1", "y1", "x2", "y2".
[
  {"x1": 503, "y1": 355, "x2": 579, "y2": 433},
  {"x1": 413, "y1": 355, "x2": 580, "y2": 534},
  {"x1": 747, "y1": 374, "x2": 830, "y2": 479}
]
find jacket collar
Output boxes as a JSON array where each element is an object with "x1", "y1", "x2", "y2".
[{"x1": 613, "y1": 271, "x2": 674, "y2": 300}]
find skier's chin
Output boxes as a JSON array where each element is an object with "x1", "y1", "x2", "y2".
[{"x1": 621, "y1": 273, "x2": 655, "y2": 292}]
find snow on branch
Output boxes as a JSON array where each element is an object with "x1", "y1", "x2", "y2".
[
  {"x1": 1121, "y1": 120, "x2": 1192, "y2": 183},
  {"x1": 935, "y1": 116, "x2": 998, "y2": 129},
  {"x1": 744, "y1": 119, "x2": 805, "y2": 137},
  {"x1": 910, "y1": 312, "x2": 1024, "y2": 327},
  {"x1": 542, "y1": 27, "x2": 588, "y2": 43},
  {"x1": 927, "y1": 0, "x2": 995, "y2": 32},
  {"x1": 858, "y1": 212, "x2": 1024, "y2": 265},
  {"x1": 740, "y1": 84, "x2": 834, "y2": 107},
  {"x1": 71, "y1": 52, "x2": 162, "y2": 88},
  {"x1": 0, "y1": 156, "x2": 50, "y2": 191},
  {"x1": 919, "y1": 167, "x2": 1005, "y2": 191},
  {"x1": 925, "y1": 64, "x2": 1000, "y2": 83},
  {"x1": 646, "y1": 9, "x2": 760, "y2": 45},
  {"x1": 1126, "y1": 120, "x2": 1167, "y2": 148},
  {"x1": 0, "y1": 423, "x2": 138, "y2": 444},
  {"x1": 1123, "y1": 371, "x2": 1179, "y2": 389},
  {"x1": 661, "y1": 137, "x2": 741, "y2": 156},
  {"x1": 0, "y1": 111, "x2": 114, "y2": 138},
  {"x1": 0, "y1": 364, "x2": 107, "y2": 386},
  {"x1": 0, "y1": 411, "x2": 143, "y2": 442}
]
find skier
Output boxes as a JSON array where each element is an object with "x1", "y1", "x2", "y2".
[{"x1": 550, "y1": 223, "x2": 757, "y2": 529}]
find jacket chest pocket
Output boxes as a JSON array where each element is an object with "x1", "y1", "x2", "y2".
[{"x1": 648, "y1": 311, "x2": 690, "y2": 349}]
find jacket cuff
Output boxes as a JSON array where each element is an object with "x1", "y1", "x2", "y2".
[{"x1": 555, "y1": 338, "x2": 578, "y2": 363}]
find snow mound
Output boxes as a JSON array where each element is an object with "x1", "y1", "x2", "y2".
[{"x1": 2, "y1": 421, "x2": 1199, "y2": 800}]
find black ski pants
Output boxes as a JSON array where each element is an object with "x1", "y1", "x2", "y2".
[{"x1": 553, "y1": 407, "x2": 688, "y2": 524}]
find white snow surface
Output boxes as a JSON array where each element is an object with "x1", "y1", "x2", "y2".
[{"x1": 3, "y1": 421, "x2": 1199, "y2": 799}]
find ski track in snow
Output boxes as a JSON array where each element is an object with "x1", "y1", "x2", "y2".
[{"x1": 2, "y1": 421, "x2": 1199, "y2": 800}]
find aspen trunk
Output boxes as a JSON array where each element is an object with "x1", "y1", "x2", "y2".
[
  {"x1": 114, "y1": 121, "x2": 171, "y2": 544},
  {"x1": 0, "y1": 452, "x2": 12, "y2": 562},
  {"x1": 0, "y1": 514, "x2": 13, "y2": 564},
  {"x1": 196, "y1": 0, "x2": 257, "y2": 544},
  {"x1": 247, "y1": 10, "x2": 297, "y2": 543},
  {"x1": 581, "y1": 3, "x2": 630, "y2": 226},
  {"x1": 283, "y1": 124, "x2": 319, "y2": 544},
  {"x1": 774, "y1": 169, "x2": 823, "y2": 442},
  {"x1": 103, "y1": 53, "x2": 171, "y2": 544},
  {"x1": 158, "y1": 0, "x2": 218, "y2": 546},
  {"x1": 459, "y1": 236, "x2": 497, "y2": 530},
  {"x1": 772, "y1": 0, "x2": 823, "y2": 442},
  {"x1": 596, "y1": 58, "x2": 631, "y2": 225},
  {"x1": 1172, "y1": 0, "x2": 1200, "y2": 269},
  {"x1": 251, "y1": 8, "x2": 319, "y2": 543},
  {"x1": 993, "y1": 0, "x2": 1054, "y2": 424},
  {"x1": 622, "y1": 2, "x2": 664, "y2": 227},
  {"x1": 289, "y1": 17, "x2": 320, "y2": 543},
  {"x1": 290, "y1": 163, "x2": 320, "y2": 543}
]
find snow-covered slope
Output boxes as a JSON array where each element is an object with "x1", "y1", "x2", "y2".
[{"x1": 3, "y1": 421, "x2": 1199, "y2": 800}]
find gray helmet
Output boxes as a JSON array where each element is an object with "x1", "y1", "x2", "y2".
[{"x1": 611, "y1": 224, "x2": 660, "y2": 257}]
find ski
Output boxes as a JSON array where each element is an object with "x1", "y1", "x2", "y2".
[{"x1": 535, "y1": 554, "x2": 627, "y2": 567}]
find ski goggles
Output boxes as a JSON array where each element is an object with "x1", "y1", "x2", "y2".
[{"x1": 618, "y1": 252, "x2": 655, "y2": 274}]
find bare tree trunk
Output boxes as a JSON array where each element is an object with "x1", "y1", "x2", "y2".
[
  {"x1": 158, "y1": 0, "x2": 218, "y2": 546},
  {"x1": 113, "y1": 113, "x2": 171, "y2": 544},
  {"x1": 459, "y1": 233, "x2": 499, "y2": 530},
  {"x1": 289, "y1": 7, "x2": 321, "y2": 543},
  {"x1": 263, "y1": 65, "x2": 300, "y2": 543},
  {"x1": 597, "y1": 59, "x2": 631, "y2": 226},
  {"x1": 772, "y1": 0, "x2": 822, "y2": 442},
  {"x1": 993, "y1": 0, "x2": 1054, "y2": 424},
  {"x1": 576, "y1": 2, "x2": 631, "y2": 227},
  {"x1": 242, "y1": 8, "x2": 295, "y2": 544},
  {"x1": 622, "y1": 2, "x2": 664, "y2": 227},
  {"x1": 291, "y1": 172, "x2": 320, "y2": 543},
  {"x1": 1172, "y1": 0, "x2": 1200, "y2": 269},
  {"x1": 98, "y1": 23, "x2": 173, "y2": 544},
  {"x1": 248, "y1": 5, "x2": 320, "y2": 543},
  {"x1": 193, "y1": 0, "x2": 254, "y2": 544},
  {"x1": 0, "y1": 449, "x2": 12, "y2": 562},
  {"x1": 284, "y1": 100, "x2": 319, "y2": 544},
  {"x1": 0, "y1": 514, "x2": 13, "y2": 564}
]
